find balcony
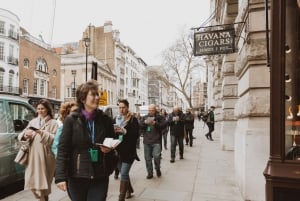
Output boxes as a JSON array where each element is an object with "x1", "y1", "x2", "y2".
[
  {"x1": 8, "y1": 30, "x2": 19, "y2": 40},
  {"x1": 0, "y1": 85, "x2": 21, "y2": 95},
  {"x1": 7, "y1": 56, "x2": 18, "y2": 65}
]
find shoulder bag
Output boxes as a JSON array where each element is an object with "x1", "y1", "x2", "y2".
[{"x1": 14, "y1": 134, "x2": 36, "y2": 166}]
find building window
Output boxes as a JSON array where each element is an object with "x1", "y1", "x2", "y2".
[
  {"x1": 23, "y1": 79, "x2": 29, "y2": 94},
  {"x1": 0, "y1": 69, "x2": 4, "y2": 91},
  {"x1": 40, "y1": 80, "x2": 46, "y2": 96},
  {"x1": 52, "y1": 69, "x2": 57, "y2": 77},
  {"x1": 8, "y1": 71, "x2": 13, "y2": 92},
  {"x1": 24, "y1": 59, "x2": 29, "y2": 68},
  {"x1": 0, "y1": 21, "x2": 4, "y2": 34},
  {"x1": 33, "y1": 79, "x2": 38, "y2": 95},
  {"x1": 66, "y1": 87, "x2": 74, "y2": 98},
  {"x1": 52, "y1": 86, "x2": 56, "y2": 98},
  {"x1": 0, "y1": 42, "x2": 4, "y2": 61},
  {"x1": 36, "y1": 58, "x2": 48, "y2": 73},
  {"x1": 9, "y1": 44, "x2": 13, "y2": 57}
]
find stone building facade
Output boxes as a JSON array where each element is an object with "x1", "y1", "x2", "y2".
[
  {"x1": 76, "y1": 21, "x2": 148, "y2": 110},
  {"x1": 203, "y1": 0, "x2": 270, "y2": 200},
  {"x1": 0, "y1": 8, "x2": 20, "y2": 94},
  {"x1": 60, "y1": 53, "x2": 116, "y2": 104}
]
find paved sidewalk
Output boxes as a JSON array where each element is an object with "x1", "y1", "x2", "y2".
[{"x1": 2, "y1": 120, "x2": 244, "y2": 201}]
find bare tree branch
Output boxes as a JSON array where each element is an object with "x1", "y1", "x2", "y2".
[{"x1": 158, "y1": 29, "x2": 204, "y2": 108}]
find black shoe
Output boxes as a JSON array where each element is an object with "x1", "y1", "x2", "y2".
[
  {"x1": 156, "y1": 170, "x2": 162, "y2": 177},
  {"x1": 185, "y1": 143, "x2": 188, "y2": 145},
  {"x1": 180, "y1": 155, "x2": 184, "y2": 159},
  {"x1": 209, "y1": 138, "x2": 214, "y2": 141},
  {"x1": 170, "y1": 159, "x2": 175, "y2": 163},
  {"x1": 205, "y1": 134, "x2": 209, "y2": 140},
  {"x1": 146, "y1": 174, "x2": 153, "y2": 179}
]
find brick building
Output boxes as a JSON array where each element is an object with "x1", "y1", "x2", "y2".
[{"x1": 19, "y1": 28, "x2": 61, "y2": 113}]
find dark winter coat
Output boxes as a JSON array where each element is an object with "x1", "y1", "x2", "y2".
[
  {"x1": 114, "y1": 116, "x2": 139, "y2": 164},
  {"x1": 184, "y1": 112, "x2": 194, "y2": 130},
  {"x1": 167, "y1": 111, "x2": 185, "y2": 136},
  {"x1": 140, "y1": 113, "x2": 166, "y2": 144},
  {"x1": 55, "y1": 109, "x2": 115, "y2": 183}
]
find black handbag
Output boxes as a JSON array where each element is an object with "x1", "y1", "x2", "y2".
[{"x1": 103, "y1": 150, "x2": 119, "y2": 175}]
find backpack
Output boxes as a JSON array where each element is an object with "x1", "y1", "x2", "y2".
[{"x1": 201, "y1": 111, "x2": 209, "y2": 122}]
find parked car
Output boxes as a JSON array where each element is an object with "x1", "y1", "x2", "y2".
[
  {"x1": 99, "y1": 105, "x2": 119, "y2": 120},
  {"x1": 0, "y1": 94, "x2": 36, "y2": 189}
]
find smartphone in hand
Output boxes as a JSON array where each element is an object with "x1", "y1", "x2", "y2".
[{"x1": 28, "y1": 126, "x2": 39, "y2": 131}]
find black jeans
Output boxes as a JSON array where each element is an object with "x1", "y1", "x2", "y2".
[
  {"x1": 185, "y1": 128, "x2": 194, "y2": 146},
  {"x1": 206, "y1": 122, "x2": 215, "y2": 139},
  {"x1": 68, "y1": 177, "x2": 109, "y2": 201},
  {"x1": 170, "y1": 135, "x2": 184, "y2": 159}
]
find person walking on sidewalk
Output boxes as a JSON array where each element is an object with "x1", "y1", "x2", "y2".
[
  {"x1": 140, "y1": 104, "x2": 166, "y2": 179},
  {"x1": 114, "y1": 99, "x2": 140, "y2": 201},
  {"x1": 168, "y1": 106, "x2": 185, "y2": 163},
  {"x1": 205, "y1": 106, "x2": 216, "y2": 141},
  {"x1": 160, "y1": 108, "x2": 169, "y2": 150},
  {"x1": 55, "y1": 80, "x2": 116, "y2": 201},
  {"x1": 18, "y1": 99, "x2": 58, "y2": 201},
  {"x1": 184, "y1": 108, "x2": 195, "y2": 147},
  {"x1": 52, "y1": 101, "x2": 78, "y2": 158}
]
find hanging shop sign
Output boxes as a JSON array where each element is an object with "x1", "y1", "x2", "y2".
[{"x1": 194, "y1": 29, "x2": 235, "y2": 56}]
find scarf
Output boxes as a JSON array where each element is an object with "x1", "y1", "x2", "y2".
[
  {"x1": 81, "y1": 109, "x2": 97, "y2": 121},
  {"x1": 116, "y1": 111, "x2": 133, "y2": 127}
]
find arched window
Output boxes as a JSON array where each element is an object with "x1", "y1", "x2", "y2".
[
  {"x1": 35, "y1": 58, "x2": 48, "y2": 73},
  {"x1": 23, "y1": 58, "x2": 29, "y2": 68}
]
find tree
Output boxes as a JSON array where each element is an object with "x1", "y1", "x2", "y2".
[{"x1": 157, "y1": 29, "x2": 205, "y2": 109}]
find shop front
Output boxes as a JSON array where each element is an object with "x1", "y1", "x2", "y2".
[{"x1": 264, "y1": 0, "x2": 300, "y2": 200}]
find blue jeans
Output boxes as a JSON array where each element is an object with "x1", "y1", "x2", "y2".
[
  {"x1": 68, "y1": 177, "x2": 109, "y2": 201},
  {"x1": 143, "y1": 143, "x2": 161, "y2": 174},
  {"x1": 118, "y1": 161, "x2": 132, "y2": 181},
  {"x1": 170, "y1": 135, "x2": 184, "y2": 159}
]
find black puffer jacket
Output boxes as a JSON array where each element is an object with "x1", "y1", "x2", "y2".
[{"x1": 55, "y1": 109, "x2": 115, "y2": 183}]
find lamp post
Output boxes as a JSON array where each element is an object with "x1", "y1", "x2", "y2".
[
  {"x1": 83, "y1": 36, "x2": 90, "y2": 82},
  {"x1": 71, "y1": 70, "x2": 77, "y2": 99}
]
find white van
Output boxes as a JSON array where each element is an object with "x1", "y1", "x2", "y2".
[
  {"x1": 0, "y1": 94, "x2": 36, "y2": 190},
  {"x1": 139, "y1": 105, "x2": 149, "y2": 117},
  {"x1": 99, "y1": 105, "x2": 119, "y2": 119}
]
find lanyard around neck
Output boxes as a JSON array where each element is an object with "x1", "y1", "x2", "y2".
[{"x1": 87, "y1": 121, "x2": 95, "y2": 143}]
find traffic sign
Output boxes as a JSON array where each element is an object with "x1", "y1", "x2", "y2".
[{"x1": 99, "y1": 91, "x2": 107, "y2": 106}]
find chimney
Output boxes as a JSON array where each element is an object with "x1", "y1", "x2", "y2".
[{"x1": 104, "y1": 21, "x2": 112, "y2": 33}]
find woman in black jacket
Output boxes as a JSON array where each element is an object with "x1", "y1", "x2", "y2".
[
  {"x1": 55, "y1": 80, "x2": 116, "y2": 201},
  {"x1": 114, "y1": 99, "x2": 139, "y2": 201}
]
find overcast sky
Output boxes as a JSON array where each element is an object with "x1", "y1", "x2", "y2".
[{"x1": 2, "y1": 0, "x2": 211, "y2": 65}]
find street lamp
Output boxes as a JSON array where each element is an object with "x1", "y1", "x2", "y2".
[
  {"x1": 71, "y1": 70, "x2": 77, "y2": 99},
  {"x1": 83, "y1": 36, "x2": 90, "y2": 82}
]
